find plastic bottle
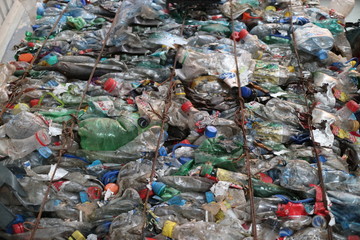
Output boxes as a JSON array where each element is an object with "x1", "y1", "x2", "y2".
[
  {"x1": 161, "y1": 220, "x2": 246, "y2": 240},
  {"x1": 231, "y1": 29, "x2": 269, "y2": 58},
  {"x1": 0, "y1": 112, "x2": 48, "y2": 139},
  {"x1": 102, "y1": 78, "x2": 134, "y2": 97},
  {"x1": 336, "y1": 100, "x2": 360, "y2": 122},
  {"x1": 181, "y1": 101, "x2": 210, "y2": 132},
  {"x1": 294, "y1": 23, "x2": 334, "y2": 60},
  {"x1": 173, "y1": 79, "x2": 188, "y2": 105},
  {"x1": 0, "y1": 129, "x2": 51, "y2": 160}
]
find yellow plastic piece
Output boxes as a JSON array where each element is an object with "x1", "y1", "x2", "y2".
[
  {"x1": 162, "y1": 220, "x2": 177, "y2": 238},
  {"x1": 287, "y1": 66, "x2": 295, "y2": 72},
  {"x1": 68, "y1": 230, "x2": 86, "y2": 240},
  {"x1": 265, "y1": 6, "x2": 276, "y2": 11}
]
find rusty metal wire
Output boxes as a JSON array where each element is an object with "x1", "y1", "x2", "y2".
[
  {"x1": 288, "y1": 2, "x2": 333, "y2": 239},
  {"x1": 229, "y1": 1, "x2": 258, "y2": 239}
]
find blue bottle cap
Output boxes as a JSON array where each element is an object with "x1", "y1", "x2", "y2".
[
  {"x1": 204, "y1": 126, "x2": 217, "y2": 138},
  {"x1": 316, "y1": 49, "x2": 328, "y2": 60},
  {"x1": 158, "y1": 146, "x2": 168, "y2": 156},
  {"x1": 241, "y1": 87, "x2": 252, "y2": 98},
  {"x1": 79, "y1": 191, "x2": 89, "y2": 203},
  {"x1": 279, "y1": 227, "x2": 293, "y2": 237},
  {"x1": 312, "y1": 215, "x2": 327, "y2": 228},
  {"x1": 38, "y1": 146, "x2": 52, "y2": 159},
  {"x1": 151, "y1": 182, "x2": 166, "y2": 196},
  {"x1": 205, "y1": 191, "x2": 215, "y2": 203},
  {"x1": 179, "y1": 157, "x2": 193, "y2": 165}
]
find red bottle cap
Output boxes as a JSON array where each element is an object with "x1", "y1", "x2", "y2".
[
  {"x1": 181, "y1": 101, "x2": 194, "y2": 113},
  {"x1": 259, "y1": 172, "x2": 273, "y2": 183},
  {"x1": 12, "y1": 223, "x2": 25, "y2": 234},
  {"x1": 30, "y1": 99, "x2": 40, "y2": 107},
  {"x1": 103, "y1": 78, "x2": 117, "y2": 93},
  {"x1": 348, "y1": 236, "x2": 360, "y2": 240},
  {"x1": 27, "y1": 42, "x2": 35, "y2": 48},
  {"x1": 18, "y1": 53, "x2": 34, "y2": 63},
  {"x1": 126, "y1": 98, "x2": 134, "y2": 104},
  {"x1": 104, "y1": 183, "x2": 119, "y2": 194},
  {"x1": 238, "y1": 29, "x2": 249, "y2": 40},
  {"x1": 87, "y1": 186, "x2": 102, "y2": 200},
  {"x1": 180, "y1": 139, "x2": 191, "y2": 145},
  {"x1": 138, "y1": 188, "x2": 154, "y2": 200},
  {"x1": 230, "y1": 32, "x2": 240, "y2": 42},
  {"x1": 346, "y1": 100, "x2": 360, "y2": 113}
]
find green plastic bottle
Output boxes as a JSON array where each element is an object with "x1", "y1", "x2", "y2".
[{"x1": 78, "y1": 112, "x2": 142, "y2": 151}]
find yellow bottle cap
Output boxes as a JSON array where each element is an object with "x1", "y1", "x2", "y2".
[
  {"x1": 162, "y1": 220, "x2": 177, "y2": 238},
  {"x1": 265, "y1": 6, "x2": 276, "y2": 11},
  {"x1": 284, "y1": 11, "x2": 292, "y2": 17},
  {"x1": 287, "y1": 66, "x2": 295, "y2": 72},
  {"x1": 68, "y1": 230, "x2": 86, "y2": 240},
  {"x1": 350, "y1": 61, "x2": 357, "y2": 67}
]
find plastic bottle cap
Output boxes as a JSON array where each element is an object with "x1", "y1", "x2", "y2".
[
  {"x1": 348, "y1": 236, "x2": 360, "y2": 240},
  {"x1": 204, "y1": 126, "x2": 217, "y2": 138},
  {"x1": 12, "y1": 223, "x2": 25, "y2": 234},
  {"x1": 312, "y1": 215, "x2": 327, "y2": 228},
  {"x1": 35, "y1": 129, "x2": 50, "y2": 147},
  {"x1": 104, "y1": 183, "x2": 119, "y2": 194},
  {"x1": 279, "y1": 227, "x2": 293, "y2": 237},
  {"x1": 138, "y1": 115, "x2": 151, "y2": 128},
  {"x1": 27, "y1": 42, "x2": 35, "y2": 48},
  {"x1": 103, "y1": 78, "x2": 117, "y2": 93},
  {"x1": 151, "y1": 182, "x2": 166, "y2": 196},
  {"x1": 265, "y1": 6, "x2": 276, "y2": 11},
  {"x1": 238, "y1": 29, "x2": 249, "y2": 40},
  {"x1": 162, "y1": 220, "x2": 177, "y2": 238},
  {"x1": 70, "y1": 230, "x2": 86, "y2": 240},
  {"x1": 181, "y1": 101, "x2": 194, "y2": 113},
  {"x1": 179, "y1": 139, "x2": 191, "y2": 145},
  {"x1": 346, "y1": 100, "x2": 360, "y2": 113},
  {"x1": 79, "y1": 191, "x2": 90, "y2": 203},
  {"x1": 30, "y1": 99, "x2": 40, "y2": 107},
  {"x1": 240, "y1": 87, "x2": 252, "y2": 98},
  {"x1": 316, "y1": 49, "x2": 328, "y2": 60},
  {"x1": 46, "y1": 55, "x2": 58, "y2": 65},
  {"x1": 18, "y1": 53, "x2": 34, "y2": 63},
  {"x1": 38, "y1": 146, "x2": 52, "y2": 158},
  {"x1": 205, "y1": 191, "x2": 215, "y2": 203}
]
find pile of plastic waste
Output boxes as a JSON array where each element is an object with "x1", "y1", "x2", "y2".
[{"x1": 0, "y1": 0, "x2": 359, "y2": 239}]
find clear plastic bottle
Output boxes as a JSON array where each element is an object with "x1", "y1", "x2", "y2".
[
  {"x1": 231, "y1": 29, "x2": 269, "y2": 58},
  {"x1": 173, "y1": 79, "x2": 189, "y2": 105},
  {"x1": 0, "y1": 112, "x2": 48, "y2": 139},
  {"x1": 336, "y1": 100, "x2": 360, "y2": 122},
  {"x1": 0, "y1": 129, "x2": 51, "y2": 160},
  {"x1": 161, "y1": 220, "x2": 246, "y2": 240},
  {"x1": 102, "y1": 78, "x2": 134, "y2": 97},
  {"x1": 294, "y1": 23, "x2": 334, "y2": 60},
  {"x1": 181, "y1": 101, "x2": 210, "y2": 132}
]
